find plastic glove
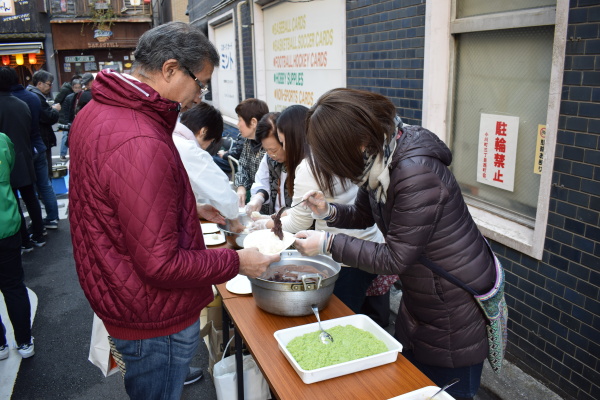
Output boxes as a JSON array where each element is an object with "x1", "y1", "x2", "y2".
[
  {"x1": 245, "y1": 194, "x2": 265, "y2": 215},
  {"x1": 249, "y1": 218, "x2": 271, "y2": 232},
  {"x1": 294, "y1": 230, "x2": 328, "y2": 257},
  {"x1": 301, "y1": 190, "x2": 332, "y2": 220},
  {"x1": 250, "y1": 211, "x2": 271, "y2": 221}
]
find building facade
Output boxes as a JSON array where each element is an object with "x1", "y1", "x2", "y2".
[
  {"x1": 188, "y1": 0, "x2": 599, "y2": 399},
  {"x1": 48, "y1": 0, "x2": 152, "y2": 86},
  {"x1": 1, "y1": 0, "x2": 53, "y2": 86}
]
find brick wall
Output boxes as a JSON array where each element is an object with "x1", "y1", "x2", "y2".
[
  {"x1": 346, "y1": 0, "x2": 425, "y2": 126},
  {"x1": 496, "y1": 3, "x2": 600, "y2": 399}
]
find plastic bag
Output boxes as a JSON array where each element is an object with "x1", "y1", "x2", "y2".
[
  {"x1": 213, "y1": 336, "x2": 271, "y2": 400},
  {"x1": 88, "y1": 313, "x2": 119, "y2": 377}
]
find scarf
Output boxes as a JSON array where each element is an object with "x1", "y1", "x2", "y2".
[{"x1": 357, "y1": 116, "x2": 403, "y2": 204}]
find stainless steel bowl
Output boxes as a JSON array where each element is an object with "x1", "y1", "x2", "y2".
[
  {"x1": 249, "y1": 250, "x2": 341, "y2": 316},
  {"x1": 218, "y1": 213, "x2": 252, "y2": 249}
]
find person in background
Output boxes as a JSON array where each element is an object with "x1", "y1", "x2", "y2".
[
  {"x1": 72, "y1": 73, "x2": 95, "y2": 117},
  {"x1": 249, "y1": 105, "x2": 395, "y2": 324},
  {"x1": 245, "y1": 112, "x2": 290, "y2": 215},
  {"x1": 27, "y1": 70, "x2": 61, "y2": 179},
  {"x1": 57, "y1": 78, "x2": 82, "y2": 161},
  {"x1": 0, "y1": 67, "x2": 46, "y2": 251},
  {"x1": 213, "y1": 130, "x2": 243, "y2": 176},
  {"x1": 18, "y1": 70, "x2": 60, "y2": 231},
  {"x1": 173, "y1": 102, "x2": 238, "y2": 223},
  {"x1": 231, "y1": 98, "x2": 269, "y2": 207},
  {"x1": 68, "y1": 22, "x2": 277, "y2": 399},
  {"x1": 0, "y1": 133, "x2": 35, "y2": 360},
  {"x1": 294, "y1": 88, "x2": 496, "y2": 400},
  {"x1": 54, "y1": 74, "x2": 81, "y2": 106}
]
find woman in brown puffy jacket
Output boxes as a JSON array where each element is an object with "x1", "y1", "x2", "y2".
[{"x1": 294, "y1": 88, "x2": 497, "y2": 400}]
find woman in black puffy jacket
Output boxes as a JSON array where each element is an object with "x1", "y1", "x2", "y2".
[{"x1": 294, "y1": 88, "x2": 497, "y2": 400}]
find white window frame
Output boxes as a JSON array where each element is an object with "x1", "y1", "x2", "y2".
[
  {"x1": 208, "y1": 10, "x2": 237, "y2": 127},
  {"x1": 422, "y1": 0, "x2": 568, "y2": 260}
]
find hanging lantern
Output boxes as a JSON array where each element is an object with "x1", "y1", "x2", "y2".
[
  {"x1": 28, "y1": 53, "x2": 37, "y2": 64},
  {"x1": 15, "y1": 54, "x2": 24, "y2": 65},
  {"x1": 1, "y1": 55, "x2": 9, "y2": 66}
]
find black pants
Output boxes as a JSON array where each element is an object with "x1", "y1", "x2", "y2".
[
  {"x1": 360, "y1": 291, "x2": 391, "y2": 328},
  {"x1": 0, "y1": 232, "x2": 32, "y2": 346},
  {"x1": 13, "y1": 186, "x2": 44, "y2": 241},
  {"x1": 333, "y1": 267, "x2": 377, "y2": 313}
]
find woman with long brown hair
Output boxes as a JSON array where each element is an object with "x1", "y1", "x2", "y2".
[
  {"x1": 294, "y1": 88, "x2": 497, "y2": 400},
  {"x1": 250, "y1": 104, "x2": 394, "y2": 323}
]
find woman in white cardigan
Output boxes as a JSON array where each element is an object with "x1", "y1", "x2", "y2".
[
  {"x1": 173, "y1": 103, "x2": 239, "y2": 223},
  {"x1": 251, "y1": 105, "x2": 396, "y2": 322}
]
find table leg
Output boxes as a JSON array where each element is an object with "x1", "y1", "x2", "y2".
[
  {"x1": 222, "y1": 305, "x2": 230, "y2": 352},
  {"x1": 223, "y1": 303, "x2": 245, "y2": 400},
  {"x1": 235, "y1": 327, "x2": 244, "y2": 400}
]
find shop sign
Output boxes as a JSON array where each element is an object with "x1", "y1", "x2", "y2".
[
  {"x1": 476, "y1": 113, "x2": 519, "y2": 192},
  {"x1": 65, "y1": 55, "x2": 95, "y2": 63},
  {"x1": 263, "y1": 0, "x2": 345, "y2": 111},
  {"x1": 94, "y1": 28, "x2": 113, "y2": 42},
  {"x1": 0, "y1": 0, "x2": 15, "y2": 16},
  {"x1": 533, "y1": 125, "x2": 546, "y2": 175},
  {"x1": 64, "y1": 63, "x2": 71, "y2": 72},
  {"x1": 88, "y1": 42, "x2": 120, "y2": 48}
]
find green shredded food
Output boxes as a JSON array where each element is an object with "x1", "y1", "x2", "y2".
[{"x1": 286, "y1": 325, "x2": 388, "y2": 370}]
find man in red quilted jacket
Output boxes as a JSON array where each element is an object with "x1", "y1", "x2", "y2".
[{"x1": 68, "y1": 22, "x2": 278, "y2": 399}]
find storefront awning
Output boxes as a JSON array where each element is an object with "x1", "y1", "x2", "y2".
[{"x1": 0, "y1": 42, "x2": 44, "y2": 56}]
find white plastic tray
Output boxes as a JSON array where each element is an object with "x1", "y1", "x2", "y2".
[
  {"x1": 274, "y1": 314, "x2": 403, "y2": 384},
  {"x1": 388, "y1": 386, "x2": 455, "y2": 399}
]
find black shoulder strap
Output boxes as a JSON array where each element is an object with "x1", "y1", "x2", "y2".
[{"x1": 418, "y1": 255, "x2": 479, "y2": 296}]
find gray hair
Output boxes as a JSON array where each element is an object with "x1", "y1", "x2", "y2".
[
  {"x1": 132, "y1": 22, "x2": 219, "y2": 75},
  {"x1": 81, "y1": 73, "x2": 94, "y2": 86},
  {"x1": 32, "y1": 70, "x2": 54, "y2": 86}
]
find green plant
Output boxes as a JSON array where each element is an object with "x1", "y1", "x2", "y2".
[{"x1": 89, "y1": 0, "x2": 116, "y2": 30}]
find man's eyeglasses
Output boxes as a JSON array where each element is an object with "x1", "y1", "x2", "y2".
[{"x1": 183, "y1": 67, "x2": 209, "y2": 97}]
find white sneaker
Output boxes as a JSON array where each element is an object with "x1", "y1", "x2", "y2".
[
  {"x1": 17, "y1": 337, "x2": 34, "y2": 359},
  {"x1": 0, "y1": 344, "x2": 8, "y2": 360}
]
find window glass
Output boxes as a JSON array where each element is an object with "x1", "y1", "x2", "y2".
[
  {"x1": 450, "y1": 26, "x2": 554, "y2": 222},
  {"x1": 456, "y1": 0, "x2": 556, "y2": 18}
]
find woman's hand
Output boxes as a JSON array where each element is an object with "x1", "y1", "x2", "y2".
[
  {"x1": 294, "y1": 230, "x2": 327, "y2": 257},
  {"x1": 301, "y1": 190, "x2": 331, "y2": 219},
  {"x1": 237, "y1": 248, "x2": 280, "y2": 278},
  {"x1": 196, "y1": 203, "x2": 226, "y2": 225},
  {"x1": 228, "y1": 218, "x2": 245, "y2": 233},
  {"x1": 249, "y1": 218, "x2": 271, "y2": 232},
  {"x1": 245, "y1": 194, "x2": 265, "y2": 215}
]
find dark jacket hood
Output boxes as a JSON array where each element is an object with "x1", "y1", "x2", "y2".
[{"x1": 394, "y1": 125, "x2": 453, "y2": 167}]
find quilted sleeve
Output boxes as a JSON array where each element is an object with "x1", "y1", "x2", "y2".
[
  {"x1": 331, "y1": 160, "x2": 447, "y2": 275},
  {"x1": 102, "y1": 137, "x2": 239, "y2": 289}
]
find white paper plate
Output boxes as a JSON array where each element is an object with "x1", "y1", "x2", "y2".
[
  {"x1": 203, "y1": 232, "x2": 226, "y2": 245},
  {"x1": 243, "y1": 229, "x2": 295, "y2": 255},
  {"x1": 201, "y1": 223, "x2": 220, "y2": 234},
  {"x1": 226, "y1": 274, "x2": 252, "y2": 295},
  {"x1": 387, "y1": 386, "x2": 455, "y2": 400}
]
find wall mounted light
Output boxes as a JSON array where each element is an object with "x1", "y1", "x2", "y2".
[
  {"x1": 28, "y1": 53, "x2": 37, "y2": 64},
  {"x1": 1, "y1": 55, "x2": 10, "y2": 65},
  {"x1": 15, "y1": 54, "x2": 24, "y2": 65}
]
